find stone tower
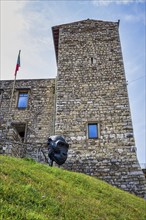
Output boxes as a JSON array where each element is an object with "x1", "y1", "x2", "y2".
[{"x1": 52, "y1": 19, "x2": 146, "y2": 197}]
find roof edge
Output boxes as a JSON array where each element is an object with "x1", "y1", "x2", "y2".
[
  {"x1": 52, "y1": 18, "x2": 119, "y2": 29},
  {"x1": 52, "y1": 19, "x2": 120, "y2": 64}
]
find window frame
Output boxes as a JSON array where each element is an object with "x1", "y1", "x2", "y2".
[
  {"x1": 17, "y1": 90, "x2": 29, "y2": 109},
  {"x1": 87, "y1": 122, "x2": 99, "y2": 139}
]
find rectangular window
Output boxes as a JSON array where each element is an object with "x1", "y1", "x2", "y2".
[
  {"x1": 88, "y1": 123, "x2": 98, "y2": 139},
  {"x1": 17, "y1": 92, "x2": 28, "y2": 109}
]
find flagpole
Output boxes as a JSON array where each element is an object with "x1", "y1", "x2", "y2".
[
  {"x1": 8, "y1": 50, "x2": 21, "y2": 120},
  {"x1": 8, "y1": 74, "x2": 16, "y2": 117},
  {"x1": 6, "y1": 50, "x2": 21, "y2": 135}
]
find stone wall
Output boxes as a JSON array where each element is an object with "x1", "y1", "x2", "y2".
[
  {"x1": 0, "y1": 79, "x2": 55, "y2": 160},
  {"x1": 54, "y1": 19, "x2": 146, "y2": 197}
]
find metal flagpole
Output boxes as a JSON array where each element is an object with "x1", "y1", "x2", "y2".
[
  {"x1": 5, "y1": 75, "x2": 16, "y2": 154},
  {"x1": 5, "y1": 50, "x2": 21, "y2": 152},
  {"x1": 8, "y1": 75, "x2": 16, "y2": 119}
]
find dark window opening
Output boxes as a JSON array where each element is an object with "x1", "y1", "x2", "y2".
[
  {"x1": 0, "y1": 89, "x2": 3, "y2": 96},
  {"x1": 91, "y1": 57, "x2": 96, "y2": 65},
  {"x1": 19, "y1": 131, "x2": 25, "y2": 141},
  {"x1": 17, "y1": 92, "x2": 28, "y2": 109},
  {"x1": 12, "y1": 123, "x2": 26, "y2": 142},
  {"x1": 91, "y1": 57, "x2": 93, "y2": 64},
  {"x1": 88, "y1": 123, "x2": 98, "y2": 139}
]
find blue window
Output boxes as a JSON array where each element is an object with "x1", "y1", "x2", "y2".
[
  {"x1": 88, "y1": 123, "x2": 98, "y2": 139},
  {"x1": 17, "y1": 92, "x2": 28, "y2": 108}
]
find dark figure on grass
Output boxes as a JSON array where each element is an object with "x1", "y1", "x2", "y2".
[{"x1": 48, "y1": 135, "x2": 69, "y2": 167}]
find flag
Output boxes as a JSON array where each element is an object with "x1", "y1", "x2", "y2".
[{"x1": 14, "y1": 50, "x2": 21, "y2": 76}]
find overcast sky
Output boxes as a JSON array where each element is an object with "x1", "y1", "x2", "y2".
[{"x1": 0, "y1": 0, "x2": 145, "y2": 167}]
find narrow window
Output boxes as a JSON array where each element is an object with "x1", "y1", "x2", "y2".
[
  {"x1": 88, "y1": 123, "x2": 98, "y2": 139},
  {"x1": 91, "y1": 57, "x2": 96, "y2": 64},
  {"x1": 17, "y1": 92, "x2": 28, "y2": 109},
  {"x1": 91, "y1": 57, "x2": 93, "y2": 64}
]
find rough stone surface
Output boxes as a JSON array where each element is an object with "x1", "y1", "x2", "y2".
[
  {"x1": 54, "y1": 19, "x2": 146, "y2": 198},
  {"x1": 0, "y1": 79, "x2": 55, "y2": 160},
  {"x1": 0, "y1": 19, "x2": 145, "y2": 198}
]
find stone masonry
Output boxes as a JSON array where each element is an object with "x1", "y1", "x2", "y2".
[
  {"x1": 53, "y1": 19, "x2": 146, "y2": 198},
  {"x1": 0, "y1": 19, "x2": 145, "y2": 198},
  {"x1": 0, "y1": 79, "x2": 55, "y2": 160}
]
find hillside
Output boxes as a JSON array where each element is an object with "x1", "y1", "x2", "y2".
[{"x1": 0, "y1": 155, "x2": 146, "y2": 220}]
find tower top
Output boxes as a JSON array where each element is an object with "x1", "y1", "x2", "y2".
[{"x1": 52, "y1": 19, "x2": 119, "y2": 63}]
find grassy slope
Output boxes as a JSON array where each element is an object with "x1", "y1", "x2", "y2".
[{"x1": 0, "y1": 156, "x2": 146, "y2": 220}]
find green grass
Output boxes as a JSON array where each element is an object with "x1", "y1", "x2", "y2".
[{"x1": 0, "y1": 155, "x2": 146, "y2": 220}]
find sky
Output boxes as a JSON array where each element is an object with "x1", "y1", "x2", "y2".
[{"x1": 0, "y1": 0, "x2": 145, "y2": 167}]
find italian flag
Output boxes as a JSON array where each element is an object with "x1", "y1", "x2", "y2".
[{"x1": 15, "y1": 50, "x2": 21, "y2": 76}]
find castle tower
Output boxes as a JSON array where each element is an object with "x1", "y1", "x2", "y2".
[{"x1": 52, "y1": 19, "x2": 146, "y2": 197}]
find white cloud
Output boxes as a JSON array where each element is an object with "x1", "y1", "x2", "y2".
[
  {"x1": 1, "y1": 1, "x2": 27, "y2": 79},
  {"x1": 92, "y1": 0, "x2": 145, "y2": 6},
  {"x1": 123, "y1": 13, "x2": 146, "y2": 24},
  {"x1": 0, "y1": 1, "x2": 57, "y2": 80}
]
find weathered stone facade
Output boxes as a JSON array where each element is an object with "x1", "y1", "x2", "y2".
[
  {"x1": 0, "y1": 19, "x2": 145, "y2": 198},
  {"x1": 0, "y1": 79, "x2": 55, "y2": 161},
  {"x1": 53, "y1": 19, "x2": 146, "y2": 198}
]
